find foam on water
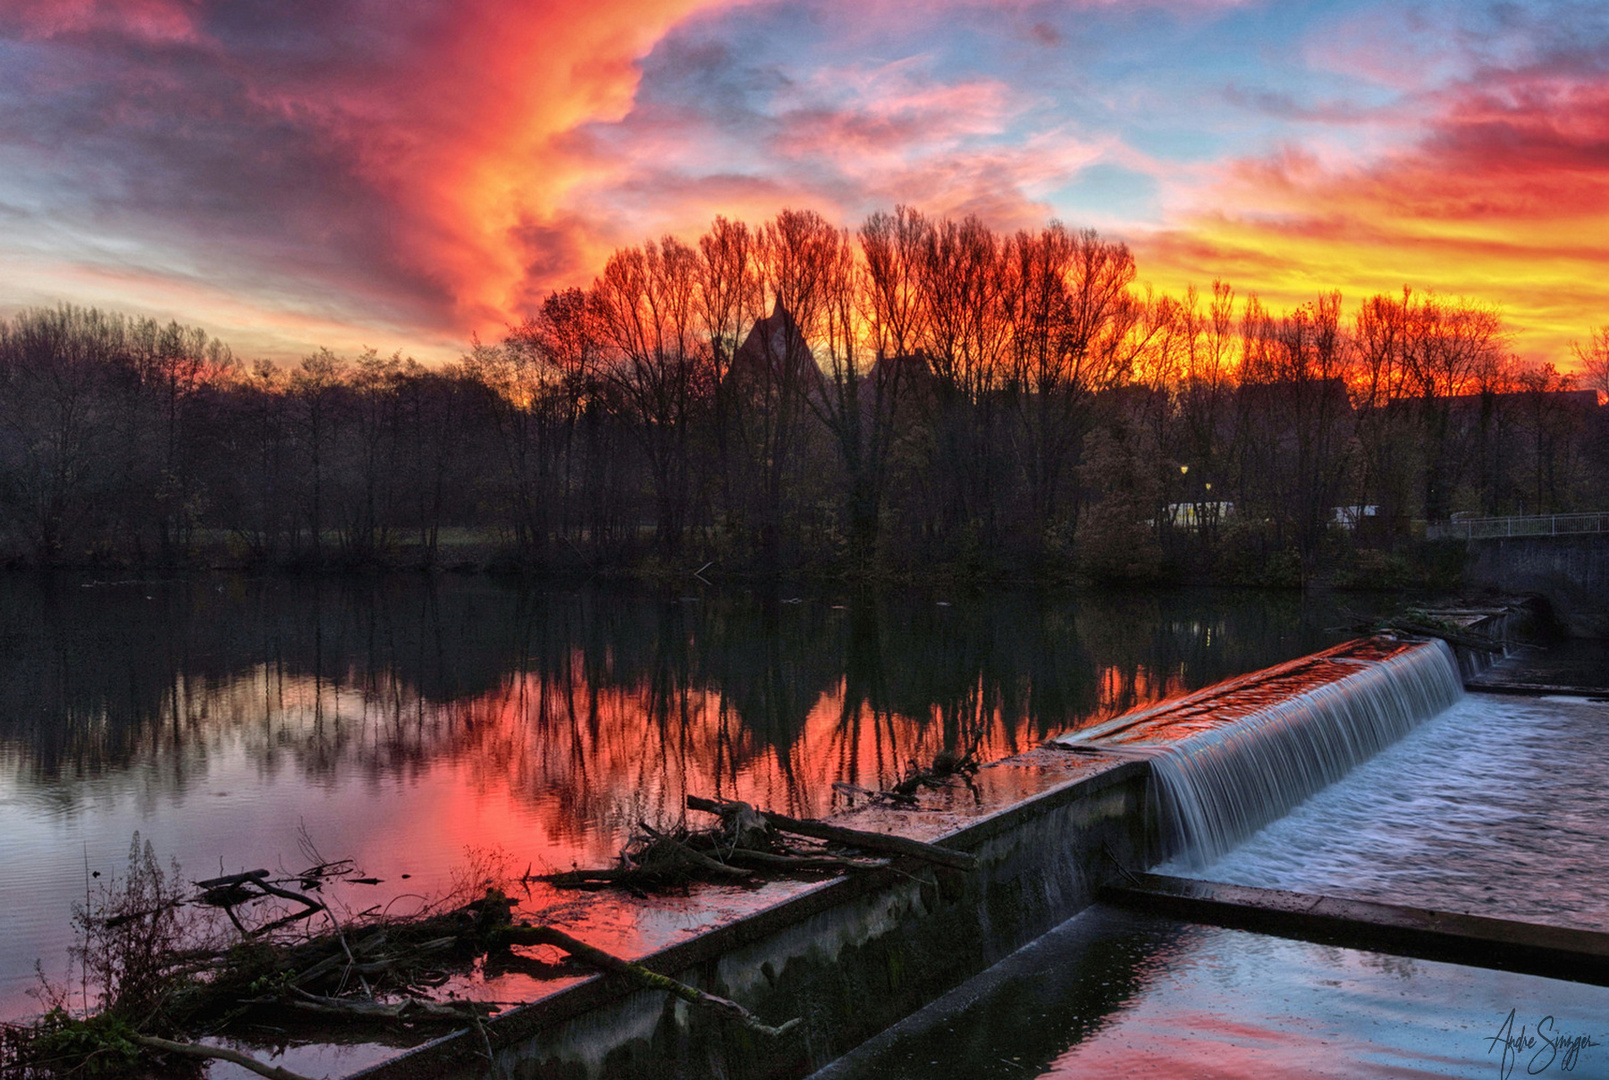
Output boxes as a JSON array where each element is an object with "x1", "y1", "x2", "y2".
[{"x1": 1191, "y1": 692, "x2": 1609, "y2": 930}]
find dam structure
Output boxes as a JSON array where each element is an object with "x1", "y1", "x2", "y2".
[
  {"x1": 1051, "y1": 637, "x2": 1465, "y2": 867},
  {"x1": 352, "y1": 630, "x2": 1586, "y2": 1080}
]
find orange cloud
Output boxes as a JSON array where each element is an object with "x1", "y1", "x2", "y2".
[
  {"x1": 1140, "y1": 62, "x2": 1609, "y2": 365},
  {"x1": 8, "y1": 0, "x2": 1604, "y2": 371},
  {"x1": 270, "y1": 0, "x2": 735, "y2": 330}
]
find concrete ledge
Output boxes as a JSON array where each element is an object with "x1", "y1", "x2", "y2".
[
  {"x1": 1050, "y1": 636, "x2": 1430, "y2": 749},
  {"x1": 1467, "y1": 682, "x2": 1609, "y2": 699},
  {"x1": 1104, "y1": 874, "x2": 1609, "y2": 987},
  {"x1": 348, "y1": 756, "x2": 1152, "y2": 1080}
]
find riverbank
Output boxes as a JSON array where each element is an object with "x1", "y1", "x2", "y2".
[{"x1": 1, "y1": 526, "x2": 1475, "y2": 594}]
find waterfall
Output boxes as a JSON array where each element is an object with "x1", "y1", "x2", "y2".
[{"x1": 1059, "y1": 639, "x2": 1464, "y2": 869}]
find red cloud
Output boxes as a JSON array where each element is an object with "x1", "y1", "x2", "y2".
[
  {"x1": 1, "y1": 0, "x2": 733, "y2": 356},
  {"x1": 4, "y1": 0, "x2": 199, "y2": 43}
]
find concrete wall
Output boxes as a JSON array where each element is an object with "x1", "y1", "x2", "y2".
[
  {"x1": 348, "y1": 759, "x2": 1151, "y2": 1080},
  {"x1": 1464, "y1": 535, "x2": 1609, "y2": 638}
]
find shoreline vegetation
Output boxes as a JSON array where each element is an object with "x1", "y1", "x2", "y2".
[
  {"x1": 2, "y1": 208, "x2": 1605, "y2": 590},
  {"x1": 0, "y1": 528, "x2": 1476, "y2": 593}
]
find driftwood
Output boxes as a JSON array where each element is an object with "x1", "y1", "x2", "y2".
[
  {"x1": 12, "y1": 827, "x2": 809, "y2": 1080},
  {"x1": 496, "y1": 926, "x2": 799, "y2": 1038},
  {"x1": 636, "y1": 822, "x2": 751, "y2": 879},
  {"x1": 532, "y1": 804, "x2": 892, "y2": 893},
  {"x1": 721, "y1": 849, "x2": 888, "y2": 873},
  {"x1": 1346, "y1": 614, "x2": 1507, "y2": 654},
  {"x1": 686, "y1": 796, "x2": 976, "y2": 871},
  {"x1": 132, "y1": 1034, "x2": 318, "y2": 1080},
  {"x1": 284, "y1": 987, "x2": 498, "y2": 1023},
  {"x1": 833, "y1": 750, "x2": 981, "y2": 809},
  {"x1": 195, "y1": 868, "x2": 332, "y2": 939}
]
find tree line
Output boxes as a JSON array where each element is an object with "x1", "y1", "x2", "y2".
[{"x1": 2, "y1": 207, "x2": 1605, "y2": 582}]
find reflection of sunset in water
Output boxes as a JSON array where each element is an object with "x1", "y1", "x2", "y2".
[
  {"x1": 0, "y1": 579, "x2": 1372, "y2": 1018},
  {"x1": 142, "y1": 652, "x2": 1180, "y2": 860}
]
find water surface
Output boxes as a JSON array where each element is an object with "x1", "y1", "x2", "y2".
[
  {"x1": 0, "y1": 576, "x2": 1366, "y2": 1019},
  {"x1": 813, "y1": 905, "x2": 1609, "y2": 1079},
  {"x1": 1190, "y1": 693, "x2": 1609, "y2": 930}
]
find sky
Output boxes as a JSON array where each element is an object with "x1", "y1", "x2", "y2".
[{"x1": 2, "y1": 0, "x2": 1607, "y2": 366}]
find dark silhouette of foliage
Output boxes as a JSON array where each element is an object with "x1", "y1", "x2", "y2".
[{"x1": 1, "y1": 209, "x2": 1603, "y2": 581}]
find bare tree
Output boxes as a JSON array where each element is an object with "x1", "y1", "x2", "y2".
[
  {"x1": 1573, "y1": 326, "x2": 1609, "y2": 404},
  {"x1": 1400, "y1": 291, "x2": 1505, "y2": 521},
  {"x1": 290, "y1": 349, "x2": 346, "y2": 562},
  {"x1": 725, "y1": 209, "x2": 840, "y2": 568},
  {"x1": 594, "y1": 237, "x2": 703, "y2": 552},
  {"x1": 813, "y1": 205, "x2": 929, "y2": 564},
  {"x1": 694, "y1": 216, "x2": 762, "y2": 547},
  {"x1": 1004, "y1": 226, "x2": 1149, "y2": 559},
  {"x1": 916, "y1": 215, "x2": 1011, "y2": 555},
  {"x1": 0, "y1": 306, "x2": 120, "y2": 558}
]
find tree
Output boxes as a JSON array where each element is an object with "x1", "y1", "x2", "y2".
[
  {"x1": 1399, "y1": 291, "x2": 1504, "y2": 521},
  {"x1": 0, "y1": 306, "x2": 123, "y2": 559},
  {"x1": 725, "y1": 209, "x2": 840, "y2": 568},
  {"x1": 1002, "y1": 225, "x2": 1147, "y2": 561},
  {"x1": 340, "y1": 348, "x2": 404, "y2": 561},
  {"x1": 594, "y1": 238, "x2": 702, "y2": 554},
  {"x1": 217, "y1": 358, "x2": 296, "y2": 560},
  {"x1": 1514, "y1": 362, "x2": 1584, "y2": 513},
  {"x1": 811, "y1": 205, "x2": 928, "y2": 565},
  {"x1": 1574, "y1": 326, "x2": 1609, "y2": 404},
  {"x1": 1171, "y1": 281, "x2": 1239, "y2": 547},
  {"x1": 915, "y1": 215, "x2": 1011, "y2": 558},
  {"x1": 694, "y1": 216, "x2": 762, "y2": 548},
  {"x1": 290, "y1": 348, "x2": 347, "y2": 562},
  {"x1": 127, "y1": 319, "x2": 234, "y2": 557}
]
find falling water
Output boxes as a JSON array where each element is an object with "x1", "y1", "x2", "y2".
[{"x1": 1059, "y1": 639, "x2": 1465, "y2": 868}]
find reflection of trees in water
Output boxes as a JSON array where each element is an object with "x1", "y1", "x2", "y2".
[{"x1": 0, "y1": 577, "x2": 1356, "y2": 827}]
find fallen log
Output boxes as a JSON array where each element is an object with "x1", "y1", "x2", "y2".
[
  {"x1": 721, "y1": 849, "x2": 888, "y2": 873},
  {"x1": 196, "y1": 869, "x2": 272, "y2": 890},
  {"x1": 534, "y1": 868, "x2": 638, "y2": 886},
  {"x1": 686, "y1": 796, "x2": 976, "y2": 871},
  {"x1": 132, "y1": 1034, "x2": 317, "y2": 1080},
  {"x1": 286, "y1": 988, "x2": 498, "y2": 1023},
  {"x1": 495, "y1": 925, "x2": 799, "y2": 1038},
  {"x1": 832, "y1": 781, "x2": 917, "y2": 807},
  {"x1": 1350, "y1": 618, "x2": 1505, "y2": 653}
]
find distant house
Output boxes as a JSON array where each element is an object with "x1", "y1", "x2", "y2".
[
  {"x1": 725, "y1": 304, "x2": 826, "y2": 406},
  {"x1": 1160, "y1": 501, "x2": 1234, "y2": 528},
  {"x1": 1332, "y1": 505, "x2": 1378, "y2": 529},
  {"x1": 1236, "y1": 375, "x2": 1354, "y2": 419}
]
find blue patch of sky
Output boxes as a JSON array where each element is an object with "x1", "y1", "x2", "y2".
[
  {"x1": 1047, "y1": 163, "x2": 1160, "y2": 226},
  {"x1": 623, "y1": 2, "x2": 1415, "y2": 173},
  {"x1": 587, "y1": 0, "x2": 1595, "y2": 229}
]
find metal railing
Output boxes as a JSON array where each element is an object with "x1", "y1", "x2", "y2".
[{"x1": 1426, "y1": 512, "x2": 1609, "y2": 541}]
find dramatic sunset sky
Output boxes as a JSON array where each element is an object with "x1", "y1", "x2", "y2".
[{"x1": 2, "y1": 0, "x2": 1606, "y2": 364}]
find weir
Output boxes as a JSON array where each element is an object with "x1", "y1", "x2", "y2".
[
  {"x1": 347, "y1": 636, "x2": 1483, "y2": 1080},
  {"x1": 1052, "y1": 637, "x2": 1465, "y2": 866}
]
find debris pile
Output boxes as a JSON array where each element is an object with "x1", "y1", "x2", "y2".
[{"x1": 538, "y1": 795, "x2": 975, "y2": 894}]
